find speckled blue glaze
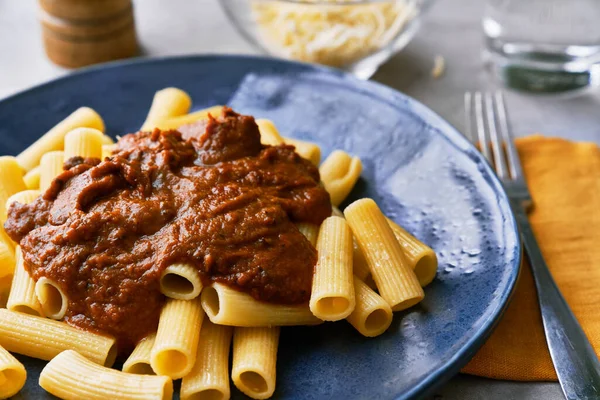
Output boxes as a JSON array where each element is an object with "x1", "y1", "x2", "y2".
[{"x1": 0, "y1": 55, "x2": 520, "y2": 400}]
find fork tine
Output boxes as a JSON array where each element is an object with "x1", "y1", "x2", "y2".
[
  {"x1": 474, "y1": 92, "x2": 492, "y2": 162},
  {"x1": 464, "y1": 92, "x2": 475, "y2": 142},
  {"x1": 484, "y1": 92, "x2": 508, "y2": 179},
  {"x1": 494, "y1": 91, "x2": 523, "y2": 180}
]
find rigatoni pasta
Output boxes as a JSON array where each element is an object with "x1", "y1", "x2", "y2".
[
  {"x1": 0, "y1": 229, "x2": 13, "y2": 253},
  {"x1": 63, "y1": 127, "x2": 104, "y2": 160},
  {"x1": 0, "y1": 276, "x2": 11, "y2": 308},
  {"x1": 123, "y1": 334, "x2": 157, "y2": 375},
  {"x1": 283, "y1": 136, "x2": 321, "y2": 165},
  {"x1": 39, "y1": 350, "x2": 172, "y2": 400},
  {"x1": 326, "y1": 206, "x2": 371, "y2": 281},
  {"x1": 320, "y1": 150, "x2": 363, "y2": 206},
  {"x1": 5, "y1": 190, "x2": 40, "y2": 212},
  {"x1": 352, "y1": 240, "x2": 371, "y2": 282},
  {"x1": 23, "y1": 166, "x2": 40, "y2": 190},
  {"x1": 387, "y1": 218, "x2": 438, "y2": 287},
  {"x1": 255, "y1": 119, "x2": 322, "y2": 165},
  {"x1": 181, "y1": 320, "x2": 233, "y2": 400},
  {"x1": 16, "y1": 107, "x2": 104, "y2": 171},
  {"x1": 202, "y1": 282, "x2": 322, "y2": 327},
  {"x1": 347, "y1": 276, "x2": 393, "y2": 337},
  {"x1": 256, "y1": 119, "x2": 285, "y2": 145},
  {"x1": 0, "y1": 309, "x2": 116, "y2": 366},
  {"x1": 0, "y1": 157, "x2": 26, "y2": 224},
  {"x1": 155, "y1": 105, "x2": 224, "y2": 130},
  {"x1": 7, "y1": 246, "x2": 43, "y2": 316},
  {"x1": 101, "y1": 135, "x2": 114, "y2": 145},
  {"x1": 331, "y1": 206, "x2": 344, "y2": 218},
  {"x1": 0, "y1": 241, "x2": 15, "y2": 279},
  {"x1": 141, "y1": 87, "x2": 192, "y2": 131},
  {"x1": 344, "y1": 199, "x2": 424, "y2": 311},
  {"x1": 102, "y1": 144, "x2": 116, "y2": 160},
  {"x1": 39, "y1": 151, "x2": 64, "y2": 191},
  {"x1": 159, "y1": 263, "x2": 203, "y2": 300},
  {"x1": 0, "y1": 345, "x2": 26, "y2": 399},
  {"x1": 35, "y1": 277, "x2": 68, "y2": 320},
  {"x1": 151, "y1": 298, "x2": 204, "y2": 379},
  {"x1": 310, "y1": 216, "x2": 355, "y2": 321},
  {"x1": 232, "y1": 327, "x2": 280, "y2": 400}
]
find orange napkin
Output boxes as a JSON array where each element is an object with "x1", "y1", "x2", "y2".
[{"x1": 462, "y1": 135, "x2": 600, "y2": 381}]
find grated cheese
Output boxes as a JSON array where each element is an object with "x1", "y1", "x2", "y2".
[{"x1": 252, "y1": 0, "x2": 418, "y2": 68}]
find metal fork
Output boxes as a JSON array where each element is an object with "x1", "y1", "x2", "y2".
[{"x1": 465, "y1": 91, "x2": 600, "y2": 400}]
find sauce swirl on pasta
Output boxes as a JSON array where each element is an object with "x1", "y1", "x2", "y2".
[{"x1": 4, "y1": 108, "x2": 331, "y2": 349}]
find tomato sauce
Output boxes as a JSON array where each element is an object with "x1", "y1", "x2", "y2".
[{"x1": 5, "y1": 108, "x2": 331, "y2": 349}]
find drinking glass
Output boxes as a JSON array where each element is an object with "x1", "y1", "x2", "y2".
[{"x1": 483, "y1": 0, "x2": 600, "y2": 92}]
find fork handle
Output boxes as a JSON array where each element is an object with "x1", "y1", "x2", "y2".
[{"x1": 513, "y1": 203, "x2": 600, "y2": 400}]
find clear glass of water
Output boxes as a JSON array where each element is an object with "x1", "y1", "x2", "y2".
[{"x1": 483, "y1": 0, "x2": 600, "y2": 92}]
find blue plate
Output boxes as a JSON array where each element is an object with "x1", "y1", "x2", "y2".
[{"x1": 0, "y1": 55, "x2": 520, "y2": 400}]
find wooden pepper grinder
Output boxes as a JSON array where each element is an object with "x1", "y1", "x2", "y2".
[{"x1": 39, "y1": 0, "x2": 139, "y2": 68}]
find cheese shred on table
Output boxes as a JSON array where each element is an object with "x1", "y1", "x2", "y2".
[{"x1": 252, "y1": 0, "x2": 417, "y2": 67}]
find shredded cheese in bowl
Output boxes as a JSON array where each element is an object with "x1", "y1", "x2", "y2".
[{"x1": 251, "y1": 0, "x2": 418, "y2": 68}]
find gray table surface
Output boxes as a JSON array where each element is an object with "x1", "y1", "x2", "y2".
[{"x1": 3, "y1": 0, "x2": 597, "y2": 399}]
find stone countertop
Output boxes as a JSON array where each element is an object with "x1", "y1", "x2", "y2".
[{"x1": 3, "y1": 0, "x2": 594, "y2": 398}]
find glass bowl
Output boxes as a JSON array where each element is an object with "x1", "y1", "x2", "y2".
[{"x1": 220, "y1": 0, "x2": 434, "y2": 79}]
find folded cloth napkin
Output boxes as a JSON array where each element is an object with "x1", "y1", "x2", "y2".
[{"x1": 462, "y1": 135, "x2": 600, "y2": 381}]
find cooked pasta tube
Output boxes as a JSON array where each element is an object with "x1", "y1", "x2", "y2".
[
  {"x1": 159, "y1": 263, "x2": 203, "y2": 300},
  {"x1": 151, "y1": 298, "x2": 204, "y2": 379},
  {"x1": 344, "y1": 199, "x2": 424, "y2": 311},
  {"x1": 331, "y1": 206, "x2": 344, "y2": 218},
  {"x1": 141, "y1": 87, "x2": 192, "y2": 131},
  {"x1": 5, "y1": 189, "x2": 40, "y2": 220},
  {"x1": 40, "y1": 350, "x2": 172, "y2": 400},
  {"x1": 328, "y1": 206, "x2": 371, "y2": 281},
  {"x1": 386, "y1": 218, "x2": 438, "y2": 287},
  {"x1": 0, "y1": 229, "x2": 13, "y2": 252},
  {"x1": 347, "y1": 276, "x2": 393, "y2": 337},
  {"x1": 232, "y1": 327, "x2": 279, "y2": 400},
  {"x1": 0, "y1": 345, "x2": 26, "y2": 399},
  {"x1": 296, "y1": 222, "x2": 319, "y2": 246},
  {"x1": 7, "y1": 246, "x2": 43, "y2": 316},
  {"x1": 310, "y1": 216, "x2": 355, "y2": 321},
  {"x1": 0, "y1": 229, "x2": 13, "y2": 253},
  {"x1": 319, "y1": 150, "x2": 362, "y2": 206},
  {"x1": 16, "y1": 107, "x2": 105, "y2": 171},
  {"x1": 64, "y1": 127, "x2": 104, "y2": 160},
  {"x1": 101, "y1": 135, "x2": 115, "y2": 145},
  {"x1": 0, "y1": 241, "x2": 15, "y2": 279},
  {"x1": 39, "y1": 151, "x2": 64, "y2": 191},
  {"x1": 0, "y1": 309, "x2": 117, "y2": 366},
  {"x1": 102, "y1": 144, "x2": 116, "y2": 160},
  {"x1": 181, "y1": 320, "x2": 233, "y2": 400},
  {"x1": 283, "y1": 137, "x2": 321, "y2": 165},
  {"x1": 5, "y1": 189, "x2": 40, "y2": 208},
  {"x1": 352, "y1": 240, "x2": 371, "y2": 281},
  {"x1": 155, "y1": 105, "x2": 224, "y2": 130},
  {"x1": 35, "y1": 277, "x2": 68, "y2": 320},
  {"x1": 123, "y1": 334, "x2": 156, "y2": 375},
  {"x1": 23, "y1": 166, "x2": 40, "y2": 189},
  {"x1": 0, "y1": 157, "x2": 27, "y2": 224},
  {"x1": 256, "y1": 119, "x2": 285, "y2": 145},
  {"x1": 201, "y1": 282, "x2": 322, "y2": 326},
  {"x1": 0, "y1": 276, "x2": 11, "y2": 308},
  {"x1": 364, "y1": 274, "x2": 378, "y2": 290}
]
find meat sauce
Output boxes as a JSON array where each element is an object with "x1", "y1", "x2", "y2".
[{"x1": 4, "y1": 108, "x2": 331, "y2": 350}]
